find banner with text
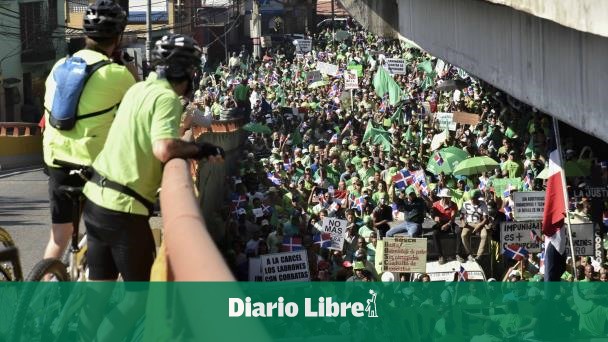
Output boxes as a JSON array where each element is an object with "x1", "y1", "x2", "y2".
[
  {"x1": 249, "y1": 257, "x2": 263, "y2": 281},
  {"x1": 379, "y1": 237, "x2": 426, "y2": 273},
  {"x1": 434, "y1": 112, "x2": 457, "y2": 131},
  {"x1": 294, "y1": 39, "x2": 312, "y2": 53},
  {"x1": 261, "y1": 251, "x2": 310, "y2": 282},
  {"x1": 384, "y1": 58, "x2": 407, "y2": 75},
  {"x1": 321, "y1": 217, "x2": 347, "y2": 250},
  {"x1": 513, "y1": 191, "x2": 546, "y2": 221},
  {"x1": 500, "y1": 221, "x2": 542, "y2": 253},
  {"x1": 306, "y1": 70, "x2": 322, "y2": 83},
  {"x1": 317, "y1": 62, "x2": 339, "y2": 76},
  {"x1": 344, "y1": 71, "x2": 359, "y2": 90},
  {"x1": 566, "y1": 223, "x2": 595, "y2": 257}
]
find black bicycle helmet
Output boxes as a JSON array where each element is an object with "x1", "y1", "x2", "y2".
[
  {"x1": 151, "y1": 34, "x2": 202, "y2": 79},
  {"x1": 83, "y1": 0, "x2": 127, "y2": 39}
]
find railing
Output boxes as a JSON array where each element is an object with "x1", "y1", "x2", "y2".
[
  {"x1": 0, "y1": 122, "x2": 40, "y2": 136},
  {"x1": 192, "y1": 118, "x2": 245, "y2": 137},
  {"x1": 160, "y1": 158, "x2": 234, "y2": 281}
]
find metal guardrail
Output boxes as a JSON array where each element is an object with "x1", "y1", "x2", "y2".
[{"x1": 0, "y1": 122, "x2": 40, "y2": 137}]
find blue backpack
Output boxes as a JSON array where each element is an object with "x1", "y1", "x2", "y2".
[{"x1": 48, "y1": 56, "x2": 114, "y2": 130}]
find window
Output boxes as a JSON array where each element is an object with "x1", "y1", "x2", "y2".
[
  {"x1": 67, "y1": 0, "x2": 88, "y2": 13},
  {"x1": 20, "y1": 1, "x2": 44, "y2": 51},
  {"x1": 48, "y1": 0, "x2": 57, "y2": 30}
]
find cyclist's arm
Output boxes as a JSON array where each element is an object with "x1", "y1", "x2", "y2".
[{"x1": 153, "y1": 139, "x2": 200, "y2": 163}]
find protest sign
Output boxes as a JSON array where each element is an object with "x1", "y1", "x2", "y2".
[
  {"x1": 435, "y1": 59, "x2": 446, "y2": 74},
  {"x1": 500, "y1": 221, "x2": 542, "y2": 253},
  {"x1": 572, "y1": 186, "x2": 608, "y2": 199},
  {"x1": 347, "y1": 64, "x2": 363, "y2": 77},
  {"x1": 306, "y1": 70, "x2": 322, "y2": 83},
  {"x1": 512, "y1": 191, "x2": 545, "y2": 221},
  {"x1": 321, "y1": 217, "x2": 347, "y2": 250},
  {"x1": 380, "y1": 237, "x2": 426, "y2": 273},
  {"x1": 566, "y1": 223, "x2": 595, "y2": 257},
  {"x1": 344, "y1": 71, "x2": 359, "y2": 90},
  {"x1": 248, "y1": 258, "x2": 263, "y2": 281},
  {"x1": 260, "y1": 250, "x2": 310, "y2": 282},
  {"x1": 384, "y1": 58, "x2": 407, "y2": 75},
  {"x1": 334, "y1": 30, "x2": 350, "y2": 42},
  {"x1": 294, "y1": 39, "x2": 312, "y2": 53},
  {"x1": 453, "y1": 111, "x2": 480, "y2": 126},
  {"x1": 435, "y1": 112, "x2": 457, "y2": 131},
  {"x1": 252, "y1": 208, "x2": 264, "y2": 218},
  {"x1": 430, "y1": 130, "x2": 448, "y2": 151},
  {"x1": 317, "y1": 62, "x2": 339, "y2": 76}
]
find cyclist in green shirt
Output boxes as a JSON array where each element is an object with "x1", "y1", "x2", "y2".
[
  {"x1": 82, "y1": 34, "x2": 224, "y2": 281},
  {"x1": 42, "y1": 0, "x2": 136, "y2": 260}
]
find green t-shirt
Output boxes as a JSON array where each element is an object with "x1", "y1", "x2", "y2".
[
  {"x1": 83, "y1": 78, "x2": 181, "y2": 215},
  {"x1": 234, "y1": 84, "x2": 249, "y2": 102},
  {"x1": 502, "y1": 160, "x2": 523, "y2": 178},
  {"x1": 43, "y1": 49, "x2": 136, "y2": 167}
]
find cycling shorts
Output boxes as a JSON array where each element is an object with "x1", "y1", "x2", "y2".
[
  {"x1": 83, "y1": 200, "x2": 155, "y2": 281},
  {"x1": 48, "y1": 166, "x2": 86, "y2": 224}
]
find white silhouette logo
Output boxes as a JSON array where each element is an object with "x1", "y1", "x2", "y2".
[{"x1": 365, "y1": 290, "x2": 378, "y2": 318}]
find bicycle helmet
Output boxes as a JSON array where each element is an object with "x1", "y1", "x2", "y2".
[
  {"x1": 151, "y1": 34, "x2": 202, "y2": 79},
  {"x1": 83, "y1": 0, "x2": 127, "y2": 39}
]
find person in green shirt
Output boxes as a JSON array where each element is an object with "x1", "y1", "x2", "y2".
[
  {"x1": 501, "y1": 151, "x2": 523, "y2": 178},
  {"x1": 42, "y1": 0, "x2": 137, "y2": 260},
  {"x1": 82, "y1": 34, "x2": 224, "y2": 281}
]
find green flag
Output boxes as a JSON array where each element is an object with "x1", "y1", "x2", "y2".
[
  {"x1": 404, "y1": 125, "x2": 413, "y2": 143},
  {"x1": 420, "y1": 71, "x2": 437, "y2": 90},
  {"x1": 417, "y1": 59, "x2": 433, "y2": 74},
  {"x1": 363, "y1": 120, "x2": 374, "y2": 142},
  {"x1": 347, "y1": 64, "x2": 363, "y2": 77},
  {"x1": 390, "y1": 106, "x2": 403, "y2": 124},
  {"x1": 373, "y1": 67, "x2": 404, "y2": 106}
]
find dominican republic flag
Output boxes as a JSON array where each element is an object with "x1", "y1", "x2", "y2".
[
  {"x1": 353, "y1": 196, "x2": 366, "y2": 211},
  {"x1": 523, "y1": 174, "x2": 533, "y2": 190},
  {"x1": 329, "y1": 201, "x2": 340, "y2": 212},
  {"x1": 392, "y1": 172, "x2": 408, "y2": 189},
  {"x1": 329, "y1": 134, "x2": 339, "y2": 144},
  {"x1": 478, "y1": 178, "x2": 487, "y2": 191},
  {"x1": 434, "y1": 152, "x2": 443, "y2": 166},
  {"x1": 504, "y1": 244, "x2": 528, "y2": 261},
  {"x1": 281, "y1": 237, "x2": 303, "y2": 252},
  {"x1": 231, "y1": 194, "x2": 248, "y2": 210},
  {"x1": 503, "y1": 184, "x2": 515, "y2": 198},
  {"x1": 283, "y1": 159, "x2": 293, "y2": 171},
  {"x1": 267, "y1": 172, "x2": 282, "y2": 186},
  {"x1": 542, "y1": 148, "x2": 567, "y2": 281},
  {"x1": 457, "y1": 265, "x2": 468, "y2": 282},
  {"x1": 261, "y1": 204, "x2": 272, "y2": 216},
  {"x1": 530, "y1": 229, "x2": 542, "y2": 244},
  {"x1": 313, "y1": 233, "x2": 332, "y2": 248}
]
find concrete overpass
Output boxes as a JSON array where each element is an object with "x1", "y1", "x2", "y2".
[{"x1": 340, "y1": 0, "x2": 608, "y2": 143}]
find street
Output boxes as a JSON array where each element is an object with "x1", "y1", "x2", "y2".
[{"x1": 0, "y1": 168, "x2": 52, "y2": 278}]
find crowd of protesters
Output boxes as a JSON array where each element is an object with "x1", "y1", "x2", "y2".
[{"x1": 180, "y1": 17, "x2": 608, "y2": 283}]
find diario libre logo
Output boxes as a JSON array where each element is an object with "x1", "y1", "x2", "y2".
[{"x1": 229, "y1": 290, "x2": 378, "y2": 318}]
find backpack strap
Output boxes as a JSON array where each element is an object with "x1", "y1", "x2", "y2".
[
  {"x1": 88, "y1": 168, "x2": 156, "y2": 216},
  {"x1": 75, "y1": 60, "x2": 117, "y2": 121}
]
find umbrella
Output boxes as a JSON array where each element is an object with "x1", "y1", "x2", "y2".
[
  {"x1": 436, "y1": 79, "x2": 468, "y2": 92},
  {"x1": 453, "y1": 156, "x2": 499, "y2": 176},
  {"x1": 426, "y1": 146, "x2": 470, "y2": 175},
  {"x1": 308, "y1": 80, "x2": 329, "y2": 89},
  {"x1": 242, "y1": 122, "x2": 272, "y2": 134},
  {"x1": 564, "y1": 160, "x2": 591, "y2": 177}
]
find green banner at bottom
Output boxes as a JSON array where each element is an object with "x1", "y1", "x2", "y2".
[{"x1": 1, "y1": 282, "x2": 607, "y2": 341}]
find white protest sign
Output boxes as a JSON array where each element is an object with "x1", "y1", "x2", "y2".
[
  {"x1": 260, "y1": 250, "x2": 310, "y2": 282},
  {"x1": 435, "y1": 112, "x2": 457, "y2": 131},
  {"x1": 344, "y1": 71, "x2": 359, "y2": 90},
  {"x1": 317, "y1": 62, "x2": 339, "y2": 76},
  {"x1": 248, "y1": 257, "x2": 263, "y2": 281},
  {"x1": 567, "y1": 223, "x2": 595, "y2": 257},
  {"x1": 294, "y1": 39, "x2": 312, "y2": 53},
  {"x1": 435, "y1": 59, "x2": 446, "y2": 74},
  {"x1": 252, "y1": 208, "x2": 264, "y2": 218},
  {"x1": 321, "y1": 217, "x2": 347, "y2": 251},
  {"x1": 306, "y1": 70, "x2": 322, "y2": 83},
  {"x1": 500, "y1": 221, "x2": 542, "y2": 253},
  {"x1": 380, "y1": 237, "x2": 426, "y2": 273},
  {"x1": 384, "y1": 58, "x2": 407, "y2": 75},
  {"x1": 512, "y1": 191, "x2": 546, "y2": 221}
]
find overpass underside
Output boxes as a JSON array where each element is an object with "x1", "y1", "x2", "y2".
[{"x1": 340, "y1": 0, "x2": 608, "y2": 143}]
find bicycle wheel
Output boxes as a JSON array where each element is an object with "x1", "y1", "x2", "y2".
[
  {"x1": 0, "y1": 226, "x2": 16, "y2": 281},
  {"x1": 26, "y1": 259, "x2": 69, "y2": 281},
  {"x1": 0, "y1": 226, "x2": 15, "y2": 246}
]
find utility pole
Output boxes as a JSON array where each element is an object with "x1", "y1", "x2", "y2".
[
  {"x1": 146, "y1": 0, "x2": 152, "y2": 63},
  {"x1": 331, "y1": 0, "x2": 335, "y2": 44},
  {"x1": 252, "y1": 0, "x2": 261, "y2": 59}
]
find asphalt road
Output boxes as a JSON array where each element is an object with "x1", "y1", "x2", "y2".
[{"x1": 0, "y1": 167, "x2": 50, "y2": 278}]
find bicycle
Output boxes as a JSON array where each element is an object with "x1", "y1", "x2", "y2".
[{"x1": 0, "y1": 226, "x2": 22, "y2": 281}]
